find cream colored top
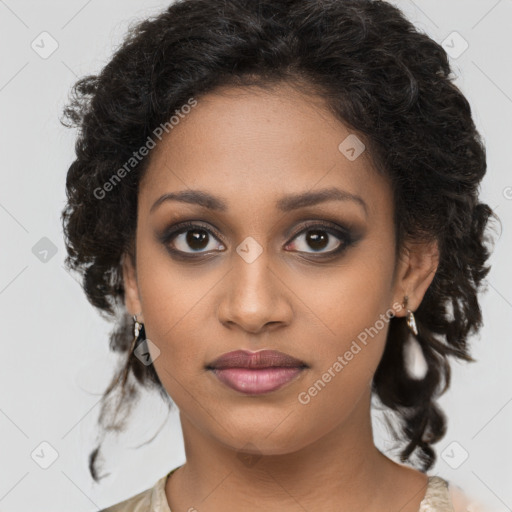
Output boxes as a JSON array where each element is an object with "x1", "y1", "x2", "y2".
[{"x1": 100, "y1": 466, "x2": 486, "y2": 512}]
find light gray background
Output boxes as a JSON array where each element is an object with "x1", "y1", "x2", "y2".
[{"x1": 0, "y1": 1, "x2": 510, "y2": 511}]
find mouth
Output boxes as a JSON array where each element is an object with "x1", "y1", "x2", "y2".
[{"x1": 206, "y1": 349, "x2": 308, "y2": 395}]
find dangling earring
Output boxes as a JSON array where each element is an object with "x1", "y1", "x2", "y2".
[
  {"x1": 129, "y1": 311, "x2": 145, "y2": 354},
  {"x1": 133, "y1": 313, "x2": 143, "y2": 338},
  {"x1": 406, "y1": 301, "x2": 418, "y2": 336},
  {"x1": 402, "y1": 296, "x2": 428, "y2": 380},
  {"x1": 120, "y1": 312, "x2": 145, "y2": 392}
]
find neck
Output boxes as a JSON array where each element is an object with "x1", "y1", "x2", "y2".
[{"x1": 166, "y1": 387, "x2": 428, "y2": 511}]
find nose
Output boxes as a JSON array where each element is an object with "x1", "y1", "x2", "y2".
[{"x1": 217, "y1": 248, "x2": 293, "y2": 335}]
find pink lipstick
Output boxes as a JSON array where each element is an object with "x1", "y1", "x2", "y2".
[{"x1": 206, "y1": 349, "x2": 307, "y2": 395}]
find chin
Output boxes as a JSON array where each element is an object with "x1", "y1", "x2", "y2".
[{"x1": 211, "y1": 417, "x2": 313, "y2": 456}]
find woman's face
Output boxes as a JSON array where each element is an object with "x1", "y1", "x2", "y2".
[{"x1": 123, "y1": 83, "x2": 438, "y2": 456}]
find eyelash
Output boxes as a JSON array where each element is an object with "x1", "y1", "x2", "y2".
[{"x1": 158, "y1": 220, "x2": 355, "y2": 261}]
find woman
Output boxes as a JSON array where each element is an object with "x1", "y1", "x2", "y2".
[{"x1": 61, "y1": 0, "x2": 498, "y2": 510}]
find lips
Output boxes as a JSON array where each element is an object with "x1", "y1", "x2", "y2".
[
  {"x1": 207, "y1": 349, "x2": 307, "y2": 370},
  {"x1": 206, "y1": 350, "x2": 308, "y2": 395}
]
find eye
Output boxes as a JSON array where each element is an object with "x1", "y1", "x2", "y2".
[
  {"x1": 285, "y1": 222, "x2": 352, "y2": 256},
  {"x1": 159, "y1": 220, "x2": 355, "y2": 260},
  {"x1": 161, "y1": 222, "x2": 225, "y2": 256}
]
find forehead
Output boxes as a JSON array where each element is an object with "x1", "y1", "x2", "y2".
[{"x1": 139, "y1": 83, "x2": 391, "y2": 219}]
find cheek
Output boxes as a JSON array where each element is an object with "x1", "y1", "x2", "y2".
[
  {"x1": 133, "y1": 244, "x2": 210, "y2": 375},
  {"x1": 292, "y1": 247, "x2": 395, "y2": 401},
  {"x1": 299, "y1": 246, "x2": 395, "y2": 352},
  {"x1": 293, "y1": 288, "x2": 392, "y2": 435}
]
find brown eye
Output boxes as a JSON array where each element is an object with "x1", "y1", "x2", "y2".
[
  {"x1": 304, "y1": 230, "x2": 330, "y2": 251},
  {"x1": 172, "y1": 227, "x2": 225, "y2": 253},
  {"x1": 285, "y1": 223, "x2": 353, "y2": 255},
  {"x1": 184, "y1": 229, "x2": 209, "y2": 251},
  {"x1": 161, "y1": 222, "x2": 226, "y2": 255}
]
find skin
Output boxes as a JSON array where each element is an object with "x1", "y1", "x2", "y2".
[{"x1": 122, "y1": 82, "x2": 439, "y2": 512}]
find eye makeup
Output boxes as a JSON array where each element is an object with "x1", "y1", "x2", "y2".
[{"x1": 155, "y1": 215, "x2": 365, "y2": 263}]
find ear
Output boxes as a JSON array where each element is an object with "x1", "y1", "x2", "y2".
[
  {"x1": 391, "y1": 238, "x2": 439, "y2": 317},
  {"x1": 121, "y1": 252, "x2": 144, "y2": 323}
]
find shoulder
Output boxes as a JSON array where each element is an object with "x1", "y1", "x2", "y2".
[
  {"x1": 100, "y1": 470, "x2": 174, "y2": 512},
  {"x1": 100, "y1": 486, "x2": 152, "y2": 512},
  {"x1": 421, "y1": 475, "x2": 492, "y2": 512},
  {"x1": 447, "y1": 480, "x2": 492, "y2": 512}
]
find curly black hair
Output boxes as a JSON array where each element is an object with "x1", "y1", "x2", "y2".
[{"x1": 61, "y1": 0, "x2": 500, "y2": 482}]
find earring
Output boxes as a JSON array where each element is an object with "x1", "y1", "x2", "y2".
[
  {"x1": 402, "y1": 296, "x2": 428, "y2": 380},
  {"x1": 129, "y1": 312, "x2": 144, "y2": 354},
  {"x1": 120, "y1": 312, "x2": 145, "y2": 391},
  {"x1": 133, "y1": 313, "x2": 143, "y2": 339},
  {"x1": 406, "y1": 302, "x2": 418, "y2": 336}
]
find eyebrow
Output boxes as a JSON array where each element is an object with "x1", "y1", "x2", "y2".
[{"x1": 150, "y1": 187, "x2": 368, "y2": 217}]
